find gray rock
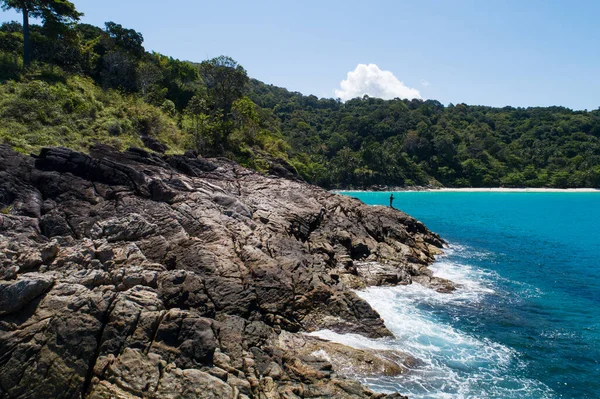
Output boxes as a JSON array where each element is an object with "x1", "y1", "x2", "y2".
[
  {"x1": 0, "y1": 274, "x2": 54, "y2": 316},
  {"x1": 0, "y1": 144, "x2": 448, "y2": 399}
]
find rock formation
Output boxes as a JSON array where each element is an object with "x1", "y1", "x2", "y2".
[{"x1": 0, "y1": 144, "x2": 450, "y2": 399}]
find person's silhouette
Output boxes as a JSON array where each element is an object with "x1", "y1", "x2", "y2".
[{"x1": 389, "y1": 193, "x2": 395, "y2": 208}]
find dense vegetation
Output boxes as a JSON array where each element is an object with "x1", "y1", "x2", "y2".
[
  {"x1": 0, "y1": 13, "x2": 292, "y2": 174},
  {"x1": 1, "y1": 3, "x2": 600, "y2": 188},
  {"x1": 249, "y1": 82, "x2": 600, "y2": 188}
]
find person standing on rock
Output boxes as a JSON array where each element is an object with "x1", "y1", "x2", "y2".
[{"x1": 389, "y1": 193, "x2": 395, "y2": 208}]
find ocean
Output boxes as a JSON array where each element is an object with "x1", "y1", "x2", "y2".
[{"x1": 313, "y1": 192, "x2": 600, "y2": 399}]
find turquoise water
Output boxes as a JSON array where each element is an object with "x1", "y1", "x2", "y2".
[{"x1": 321, "y1": 192, "x2": 600, "y2": 399}]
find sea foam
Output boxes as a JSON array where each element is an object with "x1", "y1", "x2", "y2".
[{"x1": 311, "y1": 244, "x2": 554, "y2": 399}]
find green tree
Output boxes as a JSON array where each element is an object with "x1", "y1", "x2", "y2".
[
  {"x1": 184, "y1": 95, "x2": 214, "y2": 153},
  {"x1": 0, "y1": 0, "x2": 81, "y2": 65},
  {"x1": 199, "y1": 55, "x2": 249, "y2": 119},
  {"x1": 136, "y1": 61, "x2": 163, "y2": 100},
  {"x1": 104, "y1": 21, "x2": 143, "y2": 57},
  {"x1": 99, "y1": 22, "x2": 145, "y2": 91},
  {"x1": 231, "y1": 96, "x2": 260, "y2": 145}
]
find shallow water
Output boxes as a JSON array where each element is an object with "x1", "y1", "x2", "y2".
[{"x1": 314, "y1": 192, "x2": 600, "y2": 399}]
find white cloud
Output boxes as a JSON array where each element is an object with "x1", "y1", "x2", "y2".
[
  {"x1": 334, "y1": 63, "x2": 421, "y2": 101},
  {"x1": 421, "y1": 80, "x2": 430, "y2": 87}
]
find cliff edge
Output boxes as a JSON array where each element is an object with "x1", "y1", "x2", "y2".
[{"x1": 0, "y1": 145, "x2": 450, "y2": 399}]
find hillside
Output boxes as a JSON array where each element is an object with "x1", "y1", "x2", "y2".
[
  {"x1": 248, "y1": 80, "x2": 600, "y2": 188},
  {"x1": 1, "y1": 18, "x2": 600, "y2": 188}
]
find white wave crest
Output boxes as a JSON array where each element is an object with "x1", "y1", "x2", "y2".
[{"x1": 311, "y1": 250, "x2": 554, "y2": 398}]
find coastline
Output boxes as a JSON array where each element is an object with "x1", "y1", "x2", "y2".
[
  {"x1": 337, "y1": 190, "x2": 600, "y2": 398},
  {"x1": 0, "y1": 145, "x2": 446, "y2": 399},
  {"x1": 335, "y1": 187, "x2": 600, "y2": 193}
]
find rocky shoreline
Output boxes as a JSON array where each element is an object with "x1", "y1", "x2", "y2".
[{"x1": 0, "y1": 145, "x2": 452, "y2": 399}]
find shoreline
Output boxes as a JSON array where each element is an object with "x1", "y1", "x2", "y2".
[
  {"x1": 335, "y1": 187, "x2": 600, "y2": 193},
  {"x1": 429, "y1": 187, "x2": 600, "y2": 193}
]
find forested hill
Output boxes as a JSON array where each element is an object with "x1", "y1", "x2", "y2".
[
  {"x1": 248, "y1": 79, "x2": 600, "y2": 188},
  {"x1": 1, "y1": 9, "x2": 600, "y2": 189}
]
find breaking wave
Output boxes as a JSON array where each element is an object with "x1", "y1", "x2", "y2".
[{"x1": 311, "y1": 244, "x2": 554, "y2": 399}]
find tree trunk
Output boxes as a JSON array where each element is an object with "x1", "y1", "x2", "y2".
[{"x1": 22, "y1": 7, "x2": 30, "y2": 66}]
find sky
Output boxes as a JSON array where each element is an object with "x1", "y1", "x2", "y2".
[{"x1": 1, "y1": 0, "x2": 599, "y2": 110}]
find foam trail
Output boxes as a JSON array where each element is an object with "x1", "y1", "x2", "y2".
[{"x1": 311, "y1": 245, "x2": 554, "y2": 398}]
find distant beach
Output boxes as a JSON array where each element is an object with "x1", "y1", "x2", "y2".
[
  {"x1": 335, "y1": 187, "x2": 600, "y2": 193},
  {"x1": 428, "y1": 187, "x2": 600, "y2": 193}
]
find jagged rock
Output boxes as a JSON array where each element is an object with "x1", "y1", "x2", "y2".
[
  {"x1": 412, "y1": 275, "x2": 456, "y2": 293},
  {"x1": 278, "y1": 331, "x2": 420, "y2": 378},
  {"x1": 0, "y1": 273, "x2": 54, "y2": 316},
  {"x1": 0, "y1": 144, "x2": 448, "y2": 399},
  {"x1": 141, "y1": 134, "x2": 167, "y2": 154}
]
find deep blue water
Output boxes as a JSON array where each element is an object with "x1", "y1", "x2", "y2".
[{"x1": 320, "y1": 192, "x2": 600, "y2": 399}]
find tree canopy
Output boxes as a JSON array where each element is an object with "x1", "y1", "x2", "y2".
[
  {"x1": 247, "y1": 80, "x2": 600, "y2": 188},
  {"x1": 199, "y1": 55, "x2": 249, "y2": 118},
  {"x1": 0, "y1": 0, "x2": 81, "y2": 22},
  {"x1": 0, "y1": 0, "x2": 81, "y2": 65}
]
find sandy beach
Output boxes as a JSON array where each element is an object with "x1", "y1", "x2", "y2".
[
  {"x1": 334, "y1": 187, "x2": 600, "y2": 193},
  {"x1": 428, "y1": 187, "x2": 600, "y2": 193}
]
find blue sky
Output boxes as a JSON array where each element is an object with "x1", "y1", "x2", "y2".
[{"x1": 1, "y1": 0, "x2": 599, "y2": 109}]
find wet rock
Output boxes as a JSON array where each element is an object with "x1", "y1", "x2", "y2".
[
  {"x1": 278, "y1": 331, "x2": 418, "y2": 378},
  {"x1": 412, "y1": 275, "x2": 456, "y2": 293}
]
